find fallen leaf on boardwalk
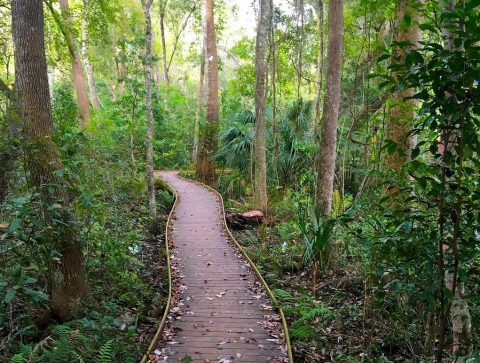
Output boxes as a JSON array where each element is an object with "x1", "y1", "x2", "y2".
[
  {"x1": 216, "y1": 292, "x2": 226, "y2": 298},
  {"x1": 235, "y1": 353, "x2": 242, "y2": 358},
  {"x1": 267, "y1": 338, "x2": 279, "y2": 343},
  {"x1": 248, "y1": 328, "x2": 254, "y2": 332},
  {"x1": 206, "y1": 297, "x2": 214, "y2": 301}
]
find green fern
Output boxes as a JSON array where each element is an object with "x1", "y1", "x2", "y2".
[
  {"x1": 72, "y1": 352, "x2": 86, "y2": 363},
  {"x1": 290, "y1": 324, "x2": 315, "y2": 340},
  {"x1": 273, "y1": 288, "x2": 294, "y2": 302},
  {"x1": 51, "y1": 324, "x2": 72, "y2": 338},
  {"x1": 95, "y1": 340, "x2": 113, "y2": 363},
  {"x1": 50, "y1": 337, "x2": 73, "y2": 363},
  {"x1": 10, "y1": 354, "x2": 25, "y2": 363},
  {"x1": 298, "y1": 306, "x2": 335, "y2": 323}
]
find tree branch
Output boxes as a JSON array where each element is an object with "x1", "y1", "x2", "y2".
[{"x1": 166, "y1": 5, "x2": 197, "y2": 73}]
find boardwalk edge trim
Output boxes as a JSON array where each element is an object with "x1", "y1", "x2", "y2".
[
  {"x1": 189, "y1": 176, "x2": 294, "y2": 363},
  {"x1": 140, "y1": 177, "x2": 178, "y2": 363}
]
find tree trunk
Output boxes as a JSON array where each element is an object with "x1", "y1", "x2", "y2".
[
  {"x1": 296, "y1": 0, "x2": 305, "y2": 100},
  {"x1": 314, "y1": 0, "x2": 344, "y2": 219},
  {"x1": 112, "y1": 25, "x2": 125, "y2": 96},
  {"x1": 253, "y1": 0, "x2": 272, "y2": 213},
  {"x1": 384, "y1": 0, "x2": 422, "y2": 172},
  {"x1": 438, "y1": 0, "x2": 472, "y2": 357},
  {"x1": 193, "y1": 43, "x2": 205, "y2": 163},
  {"x1": 195, "y1": 0, "x2": 219, "y2": 184},
  {"x1": 81, "y1": 0, "x2": 101, "y2": 108},
  {"x1": 58, "y1": 0, "x2": 90, "y2": 128},
  {"x1": 12, "y1": 0, "x2": 90, "y2": 321},
  {"x1": 159, "y1": 0, "x2": 170, "y2": 85},
  {"x1": 141, "y1": 0, "x2": 157, "y2": 218},
  {"x1": 313, "y1": 0, "x2": 325, "y2": 132}
]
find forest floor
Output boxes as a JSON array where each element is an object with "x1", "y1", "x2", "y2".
[{"x1": 231, "y1": 222, "x2": 415, "y2": 363}]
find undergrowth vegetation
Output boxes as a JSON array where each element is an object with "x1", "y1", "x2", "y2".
[{"x1": 0, "y1": 83, "x2": 177, "y2": 362}]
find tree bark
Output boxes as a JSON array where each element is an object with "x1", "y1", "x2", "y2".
[
  {"x1": 193, "y1": 43, "x2": 205, "y2": 163},
  {"x1": 253, "y1": 0, "x2": 272, "y2": 213},
  {"x1": 314, "y1": 0, "x2": 344, "y2": 219},
  {"x1": 270, "y1": 0, "x2": 279, "y2": 185},
  {"x1": 384, "y1": 0, "x2": 422, "y2": 172},
  {"x1": 12, "y1": 0, "x2": 90, "y2": 321},
  {"x1": 141, "y1": 0, "x2": 157, "y2": 218},
  {"x1": 195, "y1": 0, "x2": 219, "y2": 184},
  {"x1": 438, "y1": 0, "x2": 472, "y2": 357},
  {"x1": 159, "y1": 0, "x2": 170, "y2": 85},
  {"x1": 313, "y1": 0, "x2": 325, "y2": 133},
  {"x1": 81, "y1": 0, "x2": 101, "y2": 108},
  {"x1": 57, "y1": 0, "x2": 90, "y2": 128}
]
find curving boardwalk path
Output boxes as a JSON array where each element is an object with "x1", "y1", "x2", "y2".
[{"x1": 152, "y1": 171, "x2": 287, "y2": 363}]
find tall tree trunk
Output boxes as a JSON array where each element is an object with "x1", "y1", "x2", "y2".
[
  {"x1": 152, "y1": 24, "x2": 161, "y2": 86},
  {"x1": 253, "y1": 0, "x2": 272, "y2": 213},
  {"x1": 296, "y1": 0, "x2": 305, "y2": 100},
  {"x1": 384, "y1": 0, "x2": 422, "y2": 172},
  {"x1": 159, "y1": 0, "x2": 170, "y2": 85},
  {"x1": 313, "y1": 0, "x2": 325, "y2": 132},
  {"x1": 12, "y1": 0, "x2": 90, "y2": 321},
  {"x1": 438, "y1": 0, "x2": 472, "y2": 357},
  {"x1": 195, "y1": 0, "x2": 219, "y2": 184},
  {"x1": 82, "y1": 0, "x2": 101, "y2": 108},
  {"x1": 314, "y1": 0, "x2": 344, "y2": 247},
  {"x1": 193, "y1": 43, "x2": 205, "y2": 163},
  {"x1": 57, "y1": 0, "x2": 90, "y2": 128},
  {"x1": 270, "y1": 0, "x2": 279, "y2": 185},
  {"x1": 141, "y1": 0, "x2": 157, "y2": 218}
]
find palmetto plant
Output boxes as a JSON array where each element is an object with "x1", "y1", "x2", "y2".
[
  {"x1": 277, "y1": 99, "x2": 314, "y2": 187},
  {"x1": 216, "y1": 110, "x2": 254, "y2": 173},
  {"x1": 298, "y1": 206, "x2": 335, "y2": 289}
]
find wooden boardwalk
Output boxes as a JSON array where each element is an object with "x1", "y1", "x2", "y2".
[{"x1": 152, "y1": 171, "x2": 287, "y2": 363}]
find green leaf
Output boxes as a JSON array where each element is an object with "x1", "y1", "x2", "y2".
[
  {"x1": 4, "y1": 288, "x2": 16, "y2": 304},
  {"x1": 411, "y1": 147, "x2": 420, "y2": 159},
  {"x1": 465, "y1": 0, "x2": 480, "y2": 10},
  {"x1": 7, "y1": 219, "x2": 21, "y2": 234},
  {"x1": 377, "y1": 53, "x2": 391, "y2": 62}
]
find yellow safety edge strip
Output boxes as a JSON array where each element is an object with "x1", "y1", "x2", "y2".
[
  {"x1": 180, "y1": 174, "x2": 294, "y2": 363},
  {"x1": 140, "y1": 178, "x2": 178, "y2": 363}
]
